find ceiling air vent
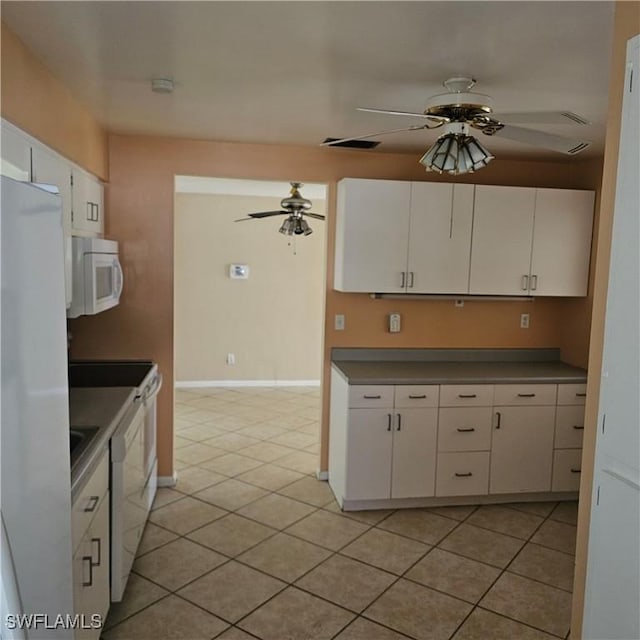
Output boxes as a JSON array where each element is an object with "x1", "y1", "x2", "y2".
[{"x1": 322, "y1": 137, "x2": 380, "y2": 149}]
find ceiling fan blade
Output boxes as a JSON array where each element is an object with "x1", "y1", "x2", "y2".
[
  {"x1": 304, "y1": 212, "x2": 325, "y2": 220},
  {"x1": 247, "y1": 210, "x2": 287, "y2": 218},
  {"x1": 358, "y1": 107, "x2": 448, "y2": 125},
  {"x1": 487, "y1": 124, "x2": 591, "y2": 155},
  {"x1": 490, "y1": 111, "x2": 591, "y2": 126},
  {"x1": 321, "y1": 124, "x2": 430, "y2": 147}
]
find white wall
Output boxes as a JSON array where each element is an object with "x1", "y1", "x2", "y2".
[{"x1": 174, "y1": 188, "x2": 326, "y2": 383}]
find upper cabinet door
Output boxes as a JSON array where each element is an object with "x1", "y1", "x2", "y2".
[
  {"x1": 408, "y1": 183, "x2": 474, "y2": 294},
  {"x1": 1, "y1": 122, "x2": 31, "y2": 181},
  {"x1": 72, "y1": 167, "x2": 104, "y2": 236},
  {"x1": 469, "y1": 185, "x2": 536, "y2": 295},
  {"x1": 530, "y1": 188, "x2": 594, "y2": 296},
  {"x1": 31, "y1": 144, "x2": 72, "y2": 231},
  {"x1": 334, "y1": 178, "x2": 411, "y2": 292}
]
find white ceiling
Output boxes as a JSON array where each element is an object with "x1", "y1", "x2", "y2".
[{"x1": 1, "y1": 1, "x2": 615, "y2": 160}]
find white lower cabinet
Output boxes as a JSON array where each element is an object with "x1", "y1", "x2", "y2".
[
  {"x1": 329, "y1": 371, "x2": 583, "y2": 508},
  {"x1": 490, "y1": 406, "x2": 556, "y2": 494},
  {"x1": 72, "y1": 450, "x2": 110, "y2": 639}
]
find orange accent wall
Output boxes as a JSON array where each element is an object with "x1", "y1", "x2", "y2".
[
  {"x1": 68, "y1": 133, "x2": 603, "y2": 480},
  {"x1": 571, "y1": 4, "x2": 640, "y2": 637},
  {"x1": 0, "y1": 22, "x2": 108, "y2": 179}
]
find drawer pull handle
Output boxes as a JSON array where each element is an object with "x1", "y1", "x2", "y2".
[
  {"x1": 494, "y1": 412, "x2": 501, "y2": 429},
  {"x1": 84, "y1": 496, "x2": 99, "y2": 513},
  {"x1": 397, "y1": 414, "x2": 402, "y2": 431},
  {"x1": 363, "y1": 394, "x2": 382, "y2": 399},
  {"x1": 457, "y1": 427, "x2": 476, "y2": 433},
  {"x1": 458, "y1": 394, "x2": 477, "y2": 399},
  {"x1": 455, "y1": 472, "x2": 473, "y2": 477},
  {"x1": 400, "y1": 272, "x2": 406, "y2": 288},
  {"x1": 91, "y1": 537, "x2": 101, "y2": 567},
  {"x1": 576, "y1": 393, "x2": 587, "y2": 398},
  {"x1": 517, "y1": 393, "x2": 536, "y2": 398},
  {"x1": 571, "y1": 468, "x2": 582, "y2": 474},
  {"x1": 82, "y1": 556, "x2": 93, "y2": 587},
  {"x1": 387, "y1": 414, "x2": 392, "y2": 431},
  {"x1": 408, "y1": 394, "x2": 427, "y2": 399},
  {"x1": 573, "y1": 425, "x2": 585, "y2": 430}
]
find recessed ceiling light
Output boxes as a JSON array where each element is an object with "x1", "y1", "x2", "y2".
[{"x1": 151, "y1": 78, "x2": 174, "y2": 94}]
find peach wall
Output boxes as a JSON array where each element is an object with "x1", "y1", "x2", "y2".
[
  {"x1": 571, "y1": 4, "x2": 640, "y2": 637},
  {"x1": 0, "y1": 22, "x2": 108, "y2": 179},
  {"x1": 68, "y1": 134, "x2": 602, "y2": 480}
]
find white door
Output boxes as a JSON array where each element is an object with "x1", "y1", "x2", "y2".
[
  {"x1": 408, "y1": 183, "x2": 474, "y2": 294},
  {"x1": 530, "y1": 188, "x2": 594, "y2": 296},
  {"x1": 469, "y1": 185, "x2": 536, "y2": 295},
  {"x1": 334, "y1": 178, "x2": 411, "y2": 292},
  {"x1": 391, "y1": 408, "x2": 437, "y2": 498},
  {"x1": 345, "y1": 409, "x2": 393, "y2": 500},
  {"x1": 489, "y1": 406, "x2": 555, "y2": 493},
  {"x1": 583, "y1": 35, "x2": 640, "y2": 640}
]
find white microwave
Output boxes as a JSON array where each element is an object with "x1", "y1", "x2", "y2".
[{"x1": 67, "y1": 237, "x2": 123, "y2": 318}]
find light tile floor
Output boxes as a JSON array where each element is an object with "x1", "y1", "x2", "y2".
[{"x1": 104, "y1": 387, "x2": 578, "y2": 640}]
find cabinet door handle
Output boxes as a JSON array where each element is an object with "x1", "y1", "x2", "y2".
[
  {"x1": 457, "y1": 427, "x2": 476, "y2": 433},
  {"x1": 387, "y1": 414, "x2": 392, "y2": 431},
  {"x1": 576, "y1": 392, "x2": 587, "y2": 398},
  {"x1": 363, "y1": 394, "x2": 381, "y2": 399},
  {"x1": 570, "y1": 468, "x2": 582, "y2": 474},
  {"x1": 400, "y1": 272, "x2": 406, "y2": 288},
  {"x1": 408, "y1": 272, "x2": 415, "y2": 288},
  {"x1": 91, "y1": 537, "x2": 101, "y2": 567},
  {"x1": 84, "y1": 496, "x2": 99, "y2": 513},
  {"x1": 86, "y1": 202, "x2": 92, "y2": 221},
  {"x1": 455, "y1": 472, "x2": 473, "y2": 477},
  {"x1": 396, "y1": 414, "x2": 402, "y2": 431},
  {"x1": 408, "y1": 394, "x2": 427, "y2": 399},
  {"x1": 521, "y1": 275, "x2": 529, "y2": 291},
  {"x1": 573, "y1": 425, "x2": 585, "y2": 430},
  {"x1": 531, "y1": 274, "x2": 538, "y2": 290},
  {"x1": 458, "y1": 394, "x2": 477, "y2": 399},
  {"x1": 94, "y1": 203, "x2": 100, "y2": 222},
  {"x1": 82, "y1": 556, "x2": 93, "y2": 587},
  {"x1": 517, "y1": 393, "x2": 536, "y2": 398},
  {"x1": 494, "y1": 411, "x2": 502, "y2": 429}
]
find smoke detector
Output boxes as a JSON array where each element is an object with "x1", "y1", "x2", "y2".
[{"x1": 151, "y1": 78, "x2": 174, "y2": 94}]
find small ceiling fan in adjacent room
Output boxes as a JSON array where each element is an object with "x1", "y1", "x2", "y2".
[
  {"x1": 235, "y1": 182, "x2": 325, "y2": 236},
  {"x1": 322, "y1": 77, "x2": 592, "y2": 175}
]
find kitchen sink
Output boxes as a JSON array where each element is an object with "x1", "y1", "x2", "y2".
[{"x1": 69, "y1": 426, "x2": 100, "y2": 471}]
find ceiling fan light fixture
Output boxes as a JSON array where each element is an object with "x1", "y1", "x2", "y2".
[
  {"x1": 419, "y1": 133, "x2": 494, "y2": 175},
  {"x1": 278, "y1": 217, "x2": 313, "y2": 236}
]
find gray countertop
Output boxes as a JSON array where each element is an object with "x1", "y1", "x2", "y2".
[
  {"x1": 69, "y1": 387, "x2": 136, "y2": 500},
  {"x1": 330, "y1": 349, "x2": 587, "y2": 385}
]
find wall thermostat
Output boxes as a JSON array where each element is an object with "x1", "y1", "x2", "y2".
[{"x1": 229, "y1": 264, "x2": 250, "y2": 279}]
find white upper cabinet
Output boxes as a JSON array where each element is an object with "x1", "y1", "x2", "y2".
[
  {"x1": 1, "y1": 121, "x2": 31, "y2": 181},
  {"x1": 469, "y1": 185, "x2": 537, "y2": 295},
  {"x1": 530, "y1": 188, "x2": 594, "y2": 296},
  {"x1": 335, "y1": 178, "x2": 410, "y2": 293},
  {"x1": 408, "y1": 183, "x2": 474, "y2": 294},
  {"x1": 31, "y1": 144, "x2": 73, "y2": 231},
  {"x1": 72, "y1": 166, "x2": 104, "y2": 236}
]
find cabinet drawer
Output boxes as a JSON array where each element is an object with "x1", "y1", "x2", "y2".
[
  {"x1": 439, "y1": 385, "x2": 494, "y2": 407},
  {"x1": 555, "y1": 405, "x2": 586, "y2": 448},
  {"x1": 348, "y1": 385, "x2": 394, "y2": 408},
  {"x1": 72, "y1": 451, "x2": 109, "y2": 554},
  {"x1": 436, "y1": 452, "x2": 490, "y2": 497},
  {"x1": 438, "y1": 407, "x2": 493, "y2": 452},
  {"x1": 394, "y1": 385, "x2": 439, "y2": 408},
  {"x1": 552, "y1": 449, "x2": 583, "y2": 492},
  {"x1": 557, "y1": 383, "x2": 587, "y2": 405},
  {"x1": 494, "y1": 384, "x2": 557, "y2": 405}
]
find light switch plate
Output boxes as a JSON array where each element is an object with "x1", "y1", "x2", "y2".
[
  {"x1": 335, "y1": 314, "x2": 345, "y2": 331},
  {"x1": 389, "y1": 313, "x2": 401, "y2": 333}
]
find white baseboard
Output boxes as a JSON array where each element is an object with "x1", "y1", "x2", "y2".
[
  {"x1": 176, "y1": 379, "x2": 320, "y2": 389},
  {"x1": 316, "y1": 470, "x2": 329, "y2": 481},
  {"x1": 157, "y1": 472, "x2": 177, "y2": 488}
]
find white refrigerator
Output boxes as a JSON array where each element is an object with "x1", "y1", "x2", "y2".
[{"x1": 1, "y1": 176, "x2": 75, "y2": 639}]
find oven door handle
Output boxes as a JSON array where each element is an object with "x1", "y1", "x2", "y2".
[{"x1": 143, "y1": 373, "x2": 163, "y2": 404}]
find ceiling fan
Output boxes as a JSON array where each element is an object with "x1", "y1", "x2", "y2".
[
  {"x1": 235, "y1": 182, "x2": 325, "y2": 236},
  {"x1": 322, "y1": 77, "x2": 592, "y2": 174}
]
